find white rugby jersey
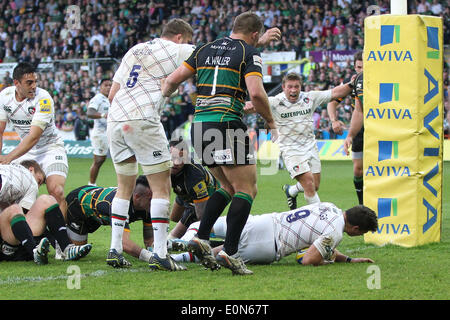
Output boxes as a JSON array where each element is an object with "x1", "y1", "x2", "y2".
[
  {"x1": 0, "y1": 164, "x2": 38, "y2": 210},
  {"x1": 109, "y1": 38, "x2": 196, "y2": 122},
  {"x1": 0, "y1": 86, "x2": 64, "y2": 153},
  {"x1": 271, "y1": 202, "x2": 345, "y2": 261},
  {"x1": 269, "y1": 90, "x2": 331, "y2": 156},
  {"x1": 88, "y1": 92, "x2": 110, "y2": 134}
]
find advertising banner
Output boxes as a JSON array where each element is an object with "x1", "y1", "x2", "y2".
[{"x1": 363, "y1": 15, "x2": 443, "y2": 247}]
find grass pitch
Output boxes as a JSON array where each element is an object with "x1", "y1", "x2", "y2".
[{"x1": 0, "y1": 158, "x2": 448, "y2": 300}]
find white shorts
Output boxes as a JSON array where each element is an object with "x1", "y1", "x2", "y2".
[
  {"x1": 213, "y1": 214, "x2": 277, "y2": 265},
  {"x1": 107, "y1": 119, "x2": 170, "y2": 165},
  {"x1": 91, "y1": 132, "x2": 109, "y2": 156},
  {"x1": 13, "y1": 144, "x2": 68, "y2": 178},
  {"x1": 282, "y1": 148, "x2": 321, "y2": 179}
]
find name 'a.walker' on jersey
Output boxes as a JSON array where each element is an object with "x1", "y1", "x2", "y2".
[
  {"x1": 183, "y1": 36, "x2": 263, "y2": 122},
  {"x1": 269, "y1": 90, "x2": 332, "y2": 156},
  {"x1": 0, "y1": 86, "x2": 64, "y2": 153},
  {"x1": 109, "y1": 38, "x2": 196, "y2": 122}
]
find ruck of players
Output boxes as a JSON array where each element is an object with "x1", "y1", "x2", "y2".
[{"x1": 0, "y1": 12, "x2": 379, "y2": 275}]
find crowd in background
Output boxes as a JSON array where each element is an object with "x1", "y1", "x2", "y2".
[{"x1": 0, "y1": 0, "x2": 448, "y2": 140}]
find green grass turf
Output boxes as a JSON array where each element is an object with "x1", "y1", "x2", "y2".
[{"x1": 0, "y1": 159, "x2": 448, "y2": 300}]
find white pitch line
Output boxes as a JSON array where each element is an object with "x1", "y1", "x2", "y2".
[{"x1": 0, "y1": 267, "x2": 148, "y2": 285}]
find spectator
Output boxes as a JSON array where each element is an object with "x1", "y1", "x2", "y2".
[{"x1": 74, "y1": 111, "x2": 90, "y2": 141}]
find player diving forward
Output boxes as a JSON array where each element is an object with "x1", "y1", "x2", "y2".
[
  {"x1": 172, "y1": 202, "x2": 377, "y2": 268},
  {"x1": 64, "y1": 176, "x2": 157, "y2": 266}
]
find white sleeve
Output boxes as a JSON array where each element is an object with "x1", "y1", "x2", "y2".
[
  {"x1": 31, "y1": 92, "x2": 54, "y2": 130},
  {"x1": 0, "y1": 92, "x2": 8, "y2": 122},
  {"x1": 312, "y1": 230, "x2": 343, "y2": 260},
  {"x1": 87, "y1": 96, "x2": 99, "y2": 111},
  {"x1": 177, "y1": 44, "x2": 196, "y2": 66},
  {"x1": 308, "y1": 90, "x2": 332, "y2": 112}
]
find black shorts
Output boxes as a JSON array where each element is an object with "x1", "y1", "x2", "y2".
[
  {"x1": 351, "y1": 127, "x2": 364, "y2": 153},
  {"x1": 66, "y1": 187, "x2": 102, "y2": 236},
  {"x1": 190, "y1": 120, "x2": 255, "y2": 167}
]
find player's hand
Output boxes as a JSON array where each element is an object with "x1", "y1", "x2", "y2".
[
  {"x1": 343, "y1": 136, "x2": 353, "y2": 156},
  {"x1": 331, "y1": 120, "x2": 345, "y2": 135},
  {"x1": 243, "y1": 101, "x2": 256, "y2": 114},
  {"x1": 257, "y1": 28, "x2": 281, "y2": 47},
  {"x1": 0, "y1": 155, "x2": 11, "y2": 165}
]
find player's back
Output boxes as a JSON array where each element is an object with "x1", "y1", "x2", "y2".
[
  {"x1": 0, "y1": 163, "x2": 38, "y2": 208},
  {"x1": 109, "y1": 39, "x2": 195, "y2": 122},
  {"x1": 185, "y1": 37, "x2": 263, "y2": 122},
  {"x1": 272, "y1": 202, "x2": 345, "y2": 259}
]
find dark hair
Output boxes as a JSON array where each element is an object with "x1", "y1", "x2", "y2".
[
  {"x1": 161, "y1": 18, "x2": 193, "y2": 39},
  {"x1": 282, "y1": 72, "x2": 302, "y2": 85},
  {"x1": 232, "y1": 12, "x2": 264, "y2": 35},
  {"x1": 136, "y1": 175, "x2": 149, "y2": 188},
  {"x1": 20, "y1": 160, "x2": 45, "y2": 177},
  {"x1": 169, "y1": 136, "x2": 188, "y2": 152},
  {"x1": 345, "y1": 205, "x2": 378, "y2": 233},
  {"x1": 13, "y1": 62, "x2": 36, "y2": 81},
  {"x1": 354, "y1": 51, "x2": 363, "y2": 64},
  {"x1": 99, "y1": 78, "x2": 111, "y2": 86}
]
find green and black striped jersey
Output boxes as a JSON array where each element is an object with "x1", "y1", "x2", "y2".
[
  {"x1": 353, "y1": 72, "x2": 363, "y2": 106},
  {"x1": 184, "y1": 37, "x2": 263, "y2": 122}
]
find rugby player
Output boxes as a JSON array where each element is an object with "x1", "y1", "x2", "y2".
[
  {"x1": 65, "y1": 175, "x2": 154, "y2": 265},
  {"x1": 0, "y1": 160, "x2": 91, "y2": 264},
  {"x1": 168, "y1": 137, "x2": 219, "y2": 242},
  {"x1": 106, "y1": 18, "x2": 195, "y2": 270},
  {"x1": 245, "y1": 72, "x2": 353, "y2": 209},
  {"x1": 87, "y1": 78, "x2": 112, "y2": 186},
  {"x1": 162, "y1": 12, "x2": 281, "y2": 275},
  {"x1": 0, "y1": 63, "x2": 69, "y2": 214},
  {"x1": 173, "y1": 202, "x2": 377, "y2": 268},
  {"x1": 328, "y1": 51, "x2": 364, "y2": 204}
]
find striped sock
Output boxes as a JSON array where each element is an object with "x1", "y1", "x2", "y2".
[
  {"x1": 151, "y1": 198, "x2": 170, "y2": 257},
  {"x1": 197, "y1": 188, "x2": 232, "y2": 240},
  {"x1": 44, "y1": 203, "x2": 70, "y2": 250},
  {"x1": 110, "y1": 198, "x2": 130, "y2": 254}
]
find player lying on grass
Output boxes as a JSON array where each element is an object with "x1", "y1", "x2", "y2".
[
  {"x1": 0, "y1": 161, "x2": 92, "y2": 264},
  {"x1": 64, "y1": 176, "x2": 155, "y2": 266},
  {"x1": 172, "y1": 201, "x2": 377, "y2": 267}
]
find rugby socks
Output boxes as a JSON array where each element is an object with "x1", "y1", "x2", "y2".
[
  {"x1": 224, "y1": 192, "x2": 253, "y2": 256},
  {"x1": 288, "y1": 182, "x2": 304, "y2": 197},
  {"x1": 354, "y1": 176, "x2": 364, "y2": 205},
  {"x1": 10, "y1": 214, "x2": 36, "y2": 256},
  {"x1": 151, "y1": 198, "x2": 171, "y2": 257},
  {"x1": 44, "y1": 204, "x2": 70, "y2": 251},
  {"x1": 305, "y1": 192, "x2": 320, "y2": 204},
  {"x1": 197, "y1": 188, "x2": 232, "y2": 241},
  {"x1": 110, "y1": 197, "x2": 130, "y2": 254}
]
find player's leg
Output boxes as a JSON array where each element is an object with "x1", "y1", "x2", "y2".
[
  {"x1": 351, "y1": 129, "x2": 364, "y2": 205},
  {"x1": 89, "y1": 155, "x2": 106, "y2": 185},
  {"x1": 45, "y1": 174, "x2": 67, "y2": 218},
  {"x1": 26, "y1": 194, "x2": 92, "y2": 261},
  {"x1": 0, "y1": 204, "x2": 49, "y2": 264}
]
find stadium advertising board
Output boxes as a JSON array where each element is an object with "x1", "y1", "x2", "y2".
[{"x1": 363, "y1": 15, "x2": 443, "y2": 247}]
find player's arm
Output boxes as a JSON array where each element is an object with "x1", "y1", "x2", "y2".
[
  {"x1": 333, "y1": 248, "x2": 374, "y2": 263},
  {"x1": 87, "y1": 106, "x2": 107, "y2": 120},
  {"x1": 343, "y1": 97, "x2": 363, "y2": 156},
  {"x1": 108, "y1": 81, "x2": 120, "y2": 104},
  {"x1": 0, "y1": 120, "x2": 6, "y2": 154},
  {"x1": 193, "y1": 198, "x2": 208, "y2": 220},
  {"x1": 301, "y1": 244, "x2": 328, "y2": 266},
  {"x1": 0, "y1": 125, "x2": 43, "y2": 164},
  {"x1": 330, "y1": 82, "x2": 353, "y2": 100},
  {"x1": 162, "y1": 64, "x2": 195, "y2": 98},
  {"x1": 326, "y1": 100, "x2": 344, "y2": 135},
  {"x1": 143, "y1": 222, "x2": 153, "y2": 248},
  {"x1": 256, "y1": 27, "x2": 281, "y2": 48},
  {"x1": 245, "y1": 75, "x2": 277, "y2": 139},
  {"x1": 170, "y1": 198, "x2": 185, "y2": 222}
]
